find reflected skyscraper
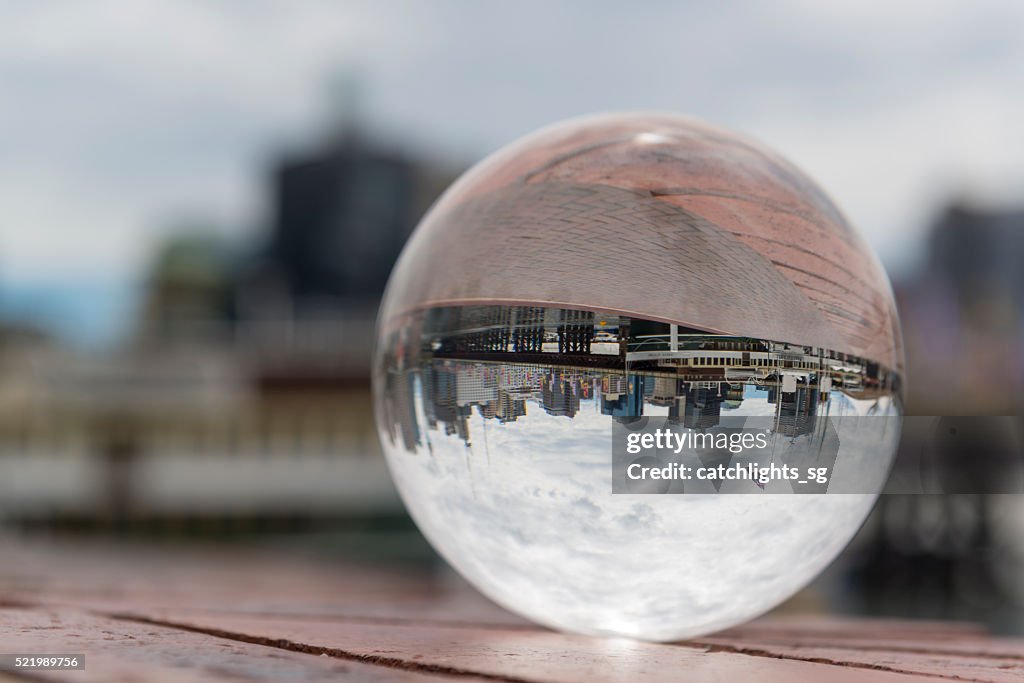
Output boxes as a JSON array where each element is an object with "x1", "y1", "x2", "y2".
[
  {"x1": 600, "y1": 374, "x2": 645, "y2": 417},
  {"x1": 682, "y1": 383, "x2": 724, "y2": 430}
]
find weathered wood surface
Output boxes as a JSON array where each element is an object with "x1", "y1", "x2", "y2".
[{"x1": 0, "y1": 541, "x2": 1021, "y2": 682}]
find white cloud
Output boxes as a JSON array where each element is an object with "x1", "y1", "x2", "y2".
[{"x1": 1, "y1": 0, "x2": 1023, "y2": 285}]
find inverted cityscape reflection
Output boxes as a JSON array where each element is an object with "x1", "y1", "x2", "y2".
[{"x1": 378, "y1": 304, "x2": 900, "y2": 460}]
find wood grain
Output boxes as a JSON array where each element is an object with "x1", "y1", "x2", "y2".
[{"x1": 1, "y1": 541, "x2": 1020, "y2": 682}]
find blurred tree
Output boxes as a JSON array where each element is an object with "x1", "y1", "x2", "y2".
[{"x1": 138, "y1": 231, "x2": 234, "y2": 343}]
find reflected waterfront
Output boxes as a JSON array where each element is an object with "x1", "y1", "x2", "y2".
[{"x1": 377, "y1": 304, "x2": 902, "y2": 460}]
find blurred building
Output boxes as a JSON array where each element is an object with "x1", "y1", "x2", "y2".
[
  {"x1": 896, "y1": 202, "x2": 1024, "y2": 414},
  {"x1": 847, "y1": 200, "x2": 1024, "y2": 632},
  {"x1": 260, "y1": 137, "x2": 417, "y2": 303},
  {"x1": 930, "y1": 204, "x2": 1024, "y2": 309},
  {"x1": 234, "y1": 132, "x2": 456, "y2": 390},
  {"x1": 138, "y1": 128, "x2": 458, "y2": 387},
  {"x1": 0, "y1": 126, "x2": 459, "y2": 533}
]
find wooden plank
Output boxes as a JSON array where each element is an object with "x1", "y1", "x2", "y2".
[
  {"x1": 0, "y1": 543, "x2": 529, "y2": 629},
  {"x1": 694, "y1": 637, "x2": 1022, "y2": 682},
  {"x1": 720, "y1": 616, "x2": 989, "y2": 640},
  {"x1": 0, "y1": 674, "x2": 32, "y2": 683},
  {"x1": 6, "y1": 541, "x2": 1024, "y2": 681},
  {"x1": 110, "y1": 609, "x2": 937, "y2": 683},
  {"x1": 0, "y1": 606, "x2": 480, "y2": 682},
  {"x1": 701, "y1": 631, "x2": 1024, "y2": 659}
]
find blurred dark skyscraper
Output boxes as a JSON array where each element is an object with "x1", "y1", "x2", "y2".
[
  {"x1": 238, "y1": 131, "x2": 457, "y2": 321},
  {"x1": 895, "y1": 201, "x2": 1024, "y2": 415},
  {"x1": 136, "y1": 119, "x2": 459, "y2": 389},
  {"x1": 271, "y1": 139, "x2": 416, "y2": 302},
  {"x1": 231, "y1": 131, "x2": 457, "y2": 388},
  {"x1": 930, "y1": 203, "x2": 1024, "y2": 309}
]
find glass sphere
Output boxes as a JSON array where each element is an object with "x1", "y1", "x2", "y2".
[{"x1": 373, "y1": 112, "x2": 903, "y2": 641}]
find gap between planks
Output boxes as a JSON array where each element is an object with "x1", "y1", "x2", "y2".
[
  {"x1": 105, "y1": 612, "x2": 543, "y2": 683},
  {"x1": 105, "y1": 611, "x2": 996, "y2": 683}
]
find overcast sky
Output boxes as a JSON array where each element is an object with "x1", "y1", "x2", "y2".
[{"x1": 2, "y1": 0, "x2": 1024, "y2": 340}]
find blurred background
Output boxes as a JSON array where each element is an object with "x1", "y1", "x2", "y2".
[{"x1": 1, "y1": 0, "x2": 1024, "y2": 633}]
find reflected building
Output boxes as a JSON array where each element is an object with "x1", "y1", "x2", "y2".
[
  {"x1": 601, "y1": 375, "x2": 646, "y2": 418},
  {"x1": 495, "y1": 390, "x2": 527, "y2": 423},
  {"x1": 455, "y1": 364, "x2": 498, "y2": 408},
  {"x1": 392, "y1": 369, "x2": 420, "y2": 452},
  {"x1": 650, "y1": 376, "x2": 682, "y2": 408},
  {"x1": 681, "y1": 383, "x2": 724, "y2": 430},
  {"x1": 768, "y1": 379, "x2": 820, "y2": 437},
  {"x1": 426, "y1": 363, "x2": 468, "y2": 440},
  {"x1": 542, "y1": 377, "x2": 581, "y2": 418}
]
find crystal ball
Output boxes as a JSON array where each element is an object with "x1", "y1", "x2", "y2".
[{"x1": 373, "y1": 112, "x2": 903, "y2": 641}]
